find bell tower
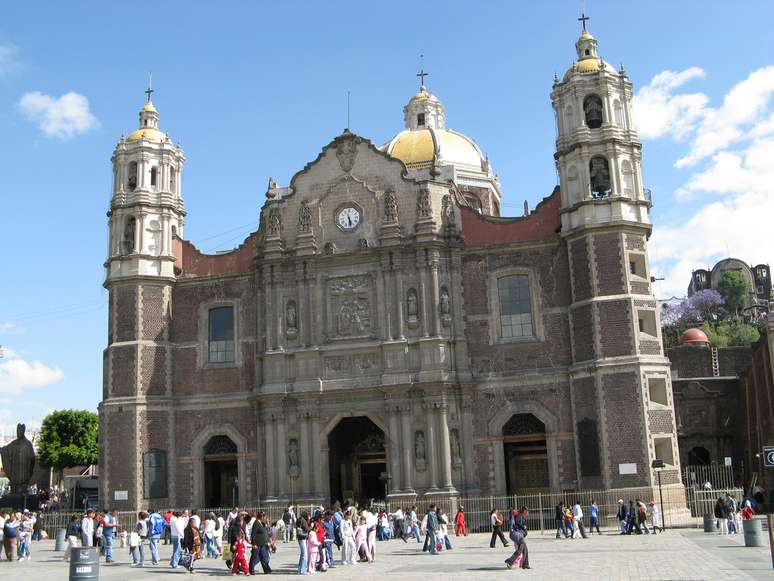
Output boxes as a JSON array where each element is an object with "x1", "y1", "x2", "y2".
[
  {"x1": 552, "y1": 17, "x2": 682, "y2": 493},
  {"x1": 100, "y1": 79, "x2": 185, "y2": 510}
]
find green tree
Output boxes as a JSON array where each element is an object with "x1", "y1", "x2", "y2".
[
  {"x1": 717, "y1": 271, "x2": 749, "y2": 316},
  {"x1": 37, "y1": 410, "x2": 98, "y2": 484}
]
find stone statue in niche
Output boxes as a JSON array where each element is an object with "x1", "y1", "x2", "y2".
[
  {"x1": 441, "y1": 193, "x2": 455, "y2": 225},
  {"x1": 288, "y1": 438, "x2": 299, "y2": 468},
  {"x1": 286, "y1": 300, "x2": 298, "y2": 339},
  {"x1": 323, "y1": 241, "x2": 336, "y2": 256},
  {"x1": 406, "y1": 288, "x2": 419, "y2": 326},
  {"x1": 439, "y1": 286, "x2": 451, "y2": 327},
  {"x1": 589, "y1": 156, "x2": 611, "y2": 197},
  {"x1": 383, "y1": 191, "x2": 399, "y2": 223},
  {"x1": 358, "y1": 238, "x2": 369, "y2": 250},
  {"x1": 267, "y1": 208, "x2": 282, "y2": 237},
  {"x1": 450, "y1": 428, "x2": 462, "y2": 464},
  {"x1": 298, "y1": 200, "x2": 312, "y2": 233},
  {"x1": 417, "y1": 189, "x2": 432, "y2": 218},
  {"x1": 414, "y1": 430, "x2": 426, "y2": 461}
]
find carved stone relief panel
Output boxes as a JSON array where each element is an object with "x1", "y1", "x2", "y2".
[
  {"x1": 325, "y1": 274, "x2": 374, "y2": 340},
  {"x1": 323, "y1": 351, "x2": 380, "y2": 378}
]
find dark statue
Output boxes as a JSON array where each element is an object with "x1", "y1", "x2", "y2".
[{"x1": 0, "y1": 423, "x2": 36, "y2": 494}]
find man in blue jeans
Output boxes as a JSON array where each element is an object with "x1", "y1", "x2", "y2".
[
  {"x1": 169, "y1": 511, "x2": 185, "y2": 569},
  {"x1": 147, "y1": 509, "x2": 165, "y2": 566},
  {"x1": 103, "y1": 510, "x2": 118, "y2": 563},
  {"x1": 423, "y1": 505, "x2": 439, "y2": 554}
]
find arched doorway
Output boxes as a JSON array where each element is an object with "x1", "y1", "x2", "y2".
[
  {"x1": 687, "y1": 446, "x2": 711, "y2": 466},
  {"x1": 203, "y1": 435, "x2": 239, "y2": 507},
  {"x1": 503, "y1": 413, "x2": 549, "y2": 493},
  {"x1": 328, "y1": 417, "x2": 386, "y2": 504}
]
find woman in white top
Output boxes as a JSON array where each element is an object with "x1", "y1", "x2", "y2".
[
  {"x1": 340, "y1": 511, "x2": 357, "y2": 565},
  {"x1": 214, "y1": 515, "x2": 225, "y2": 555},
  {"x1": 203, "y1": 513, "x2": 218, "y2": 558}
]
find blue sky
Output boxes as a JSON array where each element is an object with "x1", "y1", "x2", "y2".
[{"x1": 2, "y1": 1, "x2": 773, "y2": 433}]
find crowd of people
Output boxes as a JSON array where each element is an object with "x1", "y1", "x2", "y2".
[
  {"x1": 0, "y1": 509, "x2": 46, "y2": 561},
  {"x1": 0, "y1": 484, "x2": 67, "y2": 512}
]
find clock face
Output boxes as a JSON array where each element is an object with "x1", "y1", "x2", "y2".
[{"x1": 337, "y1": 206, "x2": 361, "y2": 230}]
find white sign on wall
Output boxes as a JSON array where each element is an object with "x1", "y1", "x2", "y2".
[
  {"x1": 724, "y1": 457, "x2": 732, "y2": 467},
  {"x1": 618, "y1": 463, "x2": 638, "y2": 475},
  {"x1": 114, "y1": 490, "x2": 128, "y2": 501}
]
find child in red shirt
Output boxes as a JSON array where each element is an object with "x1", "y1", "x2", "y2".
[{"x1": 231, "y1": 531, "x2": 250, "y2": 576}]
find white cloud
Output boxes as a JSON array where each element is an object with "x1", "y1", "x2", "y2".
[
  {"x1": 650, "y1": 138, "x2": 774, "y2": 297},
  {"x1": 633, "y1": 67, "x2": 708, "y2": 140},
  {"x1": 676, "y1": 66, "x2": 774, "y2": 167},
  {"x1": 0, "y1": 347, "x2": 64, "y2": 395},
  {"x1": 0, "y1": 42, "x2": 19, "y2": 76},
  {"x1": 0, "y1": 322, "x2": 23, "y2": 334},
  {"x1": 19, "y1": 91, "x2": 99, "y2": 139},
  {"x1": 640, "y1": 65, "x2": 774, "y2": 298}
]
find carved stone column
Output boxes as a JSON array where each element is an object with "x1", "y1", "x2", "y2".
[
  {"x1": 264, "y1": 415, "x2": 276, "y2": 498},
  {"x1": 387, "y1": 405, "x2": 402, "y2": 493},
  {"x1": 430, "y1": 253, "x2": 441, "y2": 337},
  {"x1": 394, "y1": 262, "x2": 405, "y2": 340},
  {"x1": 461, "y1": 399, "x2": 477, "y2": 491},
  {"x1": 438, "y1": 402, "x2": 454, "y2": 490},
  {"x1": 418, "y1": 250, "x2": 430, "y2": 338},
  {"x1": 308, "y1": 269, "x2": 318, "y2": 346},
  {"x1": 400, "y1": 406, "x2": 414, "y2": 492},
  {"x1": 275, "y1": 268, "x2": 285, "y2": 350},
  {"x1": 376, "y1": 267, "x2": 389, "y2": 341},
  {"x1": 276, "y1": 417, "x2": 288, "y2": 497},
  {"x1": 299, "y1": 411, "x2": 311, "y2": 495},
  {"x1": 425, "y1": 402, "x2": 439, "y2": 490},
  {"x1": 310, "y1": 412, "x2": 322, "y2": 497},
  {"x1": 296, "y1": 263, "x2": 306, "y2": 346},
  {"x1": 264, "y1": 266, "x2": 274, "y2": 351}
]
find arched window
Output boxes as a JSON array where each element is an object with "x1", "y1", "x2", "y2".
[
  {"x1": 613, "y1": 99, "x2": 624, "y2": 128},
  {"x1": 621, "y1": 160, "x2": 634, "y2": 196},
  {"x1": 121, "y1": 216, "x2": 136, "y2": 255},
  {"x1": 150, "y1": 166, "x2": 158, "y2": 188},
  {"x1": 589, "y1": 156, "x2": 611, "y2": 197},
  {"x1": 417, "y1": 113, "x2": 426, "y2": 126},
  {"x1": 564, "y1": 105, "x2": 575, "y2": 133},
  {"x1": 128, "y1": 162, "x2": 138, "y2": 191},
  {"x1": 583, "y1": 94, "x2": 604, "y2": 129}
]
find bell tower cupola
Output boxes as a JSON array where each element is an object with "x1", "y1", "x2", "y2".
[{"x1": 105, "y1": 76, "x2": 186, "y2": 284}]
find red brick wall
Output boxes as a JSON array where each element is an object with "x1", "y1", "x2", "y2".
[
  {"x1": 598, "y1": 300, "x2": 635, "y2": 358},
  {"x1": 571, "y1": 304, "x2": 595, "y2": 362},
  {"x1": 570, "y1": 238, "x2": 592, "y2": 301},
  {"x1": 602, "y1": 372, "x2": 648, "y2": 488},
  {"x1": 594, "y1": 233, "x2": 626, "y2": 295}
]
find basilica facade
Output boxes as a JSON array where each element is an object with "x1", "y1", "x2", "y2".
[{"x1": 100, "y1": 26, "x2": 682, "y2": 510}]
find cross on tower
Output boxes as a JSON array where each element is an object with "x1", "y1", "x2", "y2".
[
  {"x1": 145, "y1": 73, "x2": 154, "y2": 103},
  {"x1": 578, "y1": 12, "x2": 590, "y2": 32},
  {"x1": 417, "y1": 68, "x2": 428, "y2": 89}
]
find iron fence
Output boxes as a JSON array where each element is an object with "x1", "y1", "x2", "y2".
[{"x1": 33, "y1": 486, "x2": 743, "y2": 536}]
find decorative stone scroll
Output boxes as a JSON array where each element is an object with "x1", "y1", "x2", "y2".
[{"x1": 266, "y1": 208, "x2": 282, "y2": 237}]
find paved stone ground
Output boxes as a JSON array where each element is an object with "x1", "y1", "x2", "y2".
[{"x1": 2, "y1": 528, "x2": 772, "y2": 580}]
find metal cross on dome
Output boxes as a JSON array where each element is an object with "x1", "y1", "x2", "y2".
[
  {"x1": 145, "y1": 73, "x2": 154, "y2": 103},
  {"x1": 417, "y1": 68, "x2": 429, "y2": 89},
  {"x1": 578, "y1": 12, "x2": 590, "y2": 32}
]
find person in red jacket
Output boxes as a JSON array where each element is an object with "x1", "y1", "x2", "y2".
[
  {"x1": 455, "y1": 506, "x2": 468, "y2": 537},
  {"x1": 231, "y1": 530, "x2": 250, "y2": 576}
]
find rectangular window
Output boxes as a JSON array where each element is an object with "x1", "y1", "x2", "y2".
[
  {"x1": 208, "y1": 306, "x2": 235, "y2": 363},
  {"x1": 498, "y1": 275, "x2": 533, "y2": 339},
  {"x1": 648, "y1": 377, "x2": 669, "y2": 406},
  {"x1": 417, "y1": 113, "x2": 426, "y2": 126},
  {"x1": 143, "y1": 450, "x2": 167, "y2": 499},
  {"x1": 653, "y1": 437, "x2": 674, "y2": 466}
]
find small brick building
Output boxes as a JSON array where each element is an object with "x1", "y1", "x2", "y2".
[{"x1": 100, "y1": 27, "x2": 681, "y2": 510}]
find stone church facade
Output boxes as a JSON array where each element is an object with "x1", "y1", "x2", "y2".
[{"x1": 100, "y1": 26, "x2": 682, "y2": 510}]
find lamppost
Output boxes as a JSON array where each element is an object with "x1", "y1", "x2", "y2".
[{"x1": 651, "y1": 459, "x2": 666, "y2": 532}]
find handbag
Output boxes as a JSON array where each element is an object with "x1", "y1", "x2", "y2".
[{"x1": 180, "y1": 552, "x2": 194, "y2": 569}]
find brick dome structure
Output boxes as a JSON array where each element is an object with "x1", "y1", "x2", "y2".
[{"x1": 679, "y1": 328, "x2": 710, "y2": 346}]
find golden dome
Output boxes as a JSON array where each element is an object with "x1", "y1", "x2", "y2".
[
  {"x1": 579, "y1": 30, "x2": 595, "y2": 41},
  {"x1": 564, "y1": 58, "x2": 615, "y2": 80},
  {"x1": 384, "y1": 128, "x2": 484, "y2": 170},
  {"x1": 126, "y1": 127, "x2": 167, "y2": 142},
  {"x1": 143, "y1": 101, "x2": 157, "y2": 113}
]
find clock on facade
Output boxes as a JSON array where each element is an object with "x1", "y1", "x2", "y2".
[{"x1": 337, "y1": 206, "x2": 361, "y2": 230}]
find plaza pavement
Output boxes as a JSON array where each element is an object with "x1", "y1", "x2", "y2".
[{"x1": 2, "y1": 527, "x2": 772, "y2": 580}]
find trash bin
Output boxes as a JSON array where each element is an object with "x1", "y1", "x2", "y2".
[
  {"x1": 55, "y1": 528, "x2": 67, "y2": 551},
  {"x1": 742, "y1": 518, "x2": 763, "y2": 547},
  {"x1": 703, "y1": 513, "x2": 714, "y2": 533},
  {"x1": 69, "y1": 547, "x2": 99, "y2": 580}
]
